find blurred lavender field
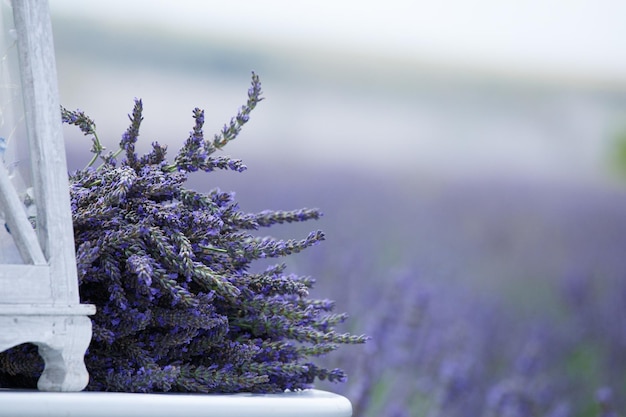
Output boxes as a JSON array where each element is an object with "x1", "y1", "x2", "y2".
[
  {"x1": 180, "y1": 169, "x2": 626, "y2": 417},
  {"x1": 51, "y1": 11, "x2": 626, "y2": 417}
]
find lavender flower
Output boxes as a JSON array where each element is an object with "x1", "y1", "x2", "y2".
[{"x1": 0, "y1": 73, "x2": 366, "y2": 393}]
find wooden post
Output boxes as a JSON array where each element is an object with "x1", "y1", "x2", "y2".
[{"x1": 13, "y1": 0, "x2": 80, "y2": 303}]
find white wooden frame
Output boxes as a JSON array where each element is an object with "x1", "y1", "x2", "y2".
[{"x1": 0, "y1": 0, "x2": 94, "y2": 392}]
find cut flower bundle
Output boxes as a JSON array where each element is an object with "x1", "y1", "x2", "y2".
[{"x1": 0, "y1": 73, "x2": 366, "y2": 393}]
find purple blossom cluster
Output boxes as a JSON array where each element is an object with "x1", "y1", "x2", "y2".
[{"x1": 0, "y1": 73, "x2": 365, "y2": 393}]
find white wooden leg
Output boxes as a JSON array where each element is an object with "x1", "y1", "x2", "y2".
[
  {"x1": 0, "y1": 313, "x2": 93, "y2": 392},
  {"x1": 36, "y1": 315, "x2": 92, "y2": 391}
]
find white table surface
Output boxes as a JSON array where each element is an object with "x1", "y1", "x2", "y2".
[{"x1": 0, "y1": 388, "x2": 352, "y2": 417}]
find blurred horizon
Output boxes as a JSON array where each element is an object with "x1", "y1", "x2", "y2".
[
  {"x1": 51, "y1": 0, "x2": 626, "y2": 83},
  {"x1": 50, "y1": 11, "x2": 626, "y2": 188}
]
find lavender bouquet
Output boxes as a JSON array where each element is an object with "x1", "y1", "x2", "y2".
[{"x1": 0, "y1": 73, "x2": 366, "y2": 393}]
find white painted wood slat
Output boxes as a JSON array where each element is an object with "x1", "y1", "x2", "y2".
[
  {"x1": 0, "y1": 162, "x2": 46, "y2": 265},
  {"x1": 12, "y1": 0, "x2": 80, "y2": 303}
]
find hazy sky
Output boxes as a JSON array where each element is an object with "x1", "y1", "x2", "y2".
[{"x1": 50, "y1": 0, "x2": 626, "y2": 82}]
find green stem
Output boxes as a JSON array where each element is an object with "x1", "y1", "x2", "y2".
[{"x1": 86, "y1": 132, "x2": 103, "y2": 168}]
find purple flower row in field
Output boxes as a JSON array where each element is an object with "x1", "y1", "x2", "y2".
[{"x1": 209, "y1": 170, "x2": 626, "y2": 417}]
